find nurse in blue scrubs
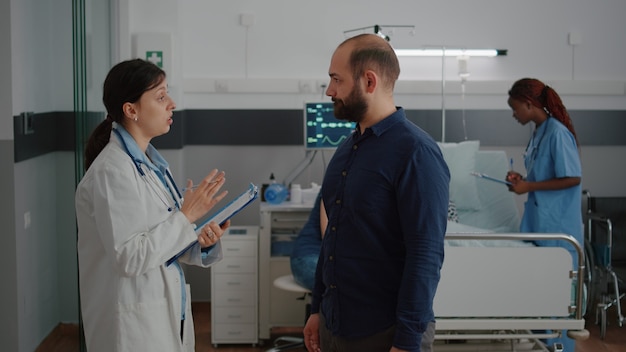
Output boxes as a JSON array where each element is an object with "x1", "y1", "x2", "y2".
[
  {"x1": 506, "y1": 77, "x2": 583, "y2": 352},
  {"x1": 506, "y1": 78, "x2": 582, "y2": 264}
]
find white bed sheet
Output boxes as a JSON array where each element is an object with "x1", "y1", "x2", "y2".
[{"x1": 445, "y1": 220, "x2": 535, "y2": 248}]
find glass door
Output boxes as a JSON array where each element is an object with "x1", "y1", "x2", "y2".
[{"x1": 73, "y1": 0, "x2": 112, "y2": 349}]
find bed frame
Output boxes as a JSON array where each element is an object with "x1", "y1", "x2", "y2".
[{"x1": 434, "y1": 232, "x2": 589, "y2": 351}]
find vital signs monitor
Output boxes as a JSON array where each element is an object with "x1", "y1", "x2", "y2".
[{"x1": 304, "y1": 102, "x2": 356, "y2": 150}]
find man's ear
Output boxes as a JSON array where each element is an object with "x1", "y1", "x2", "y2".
[{"x1": 364, "y1": 70, "x2": 377, "y2": 93}]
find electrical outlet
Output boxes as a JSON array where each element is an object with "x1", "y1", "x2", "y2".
[
  {"x1": 568, "y1": 31, "x2": 582, "y2": 46},
  {"x1": 239, "y1": 13, "x2": 255, "y2": 27},
  {"x1": 215, "y1": 80, "x2": 228, "y2": 93},
  {"x1": 21, "y1": 112, "x2": 34, "y2": 135},
  {"x1": 299, "y1": 80, "x2": 316, "y2": 93},
  {"x1": 24, "y1": 211, "x2": 31, "y2": 229}
]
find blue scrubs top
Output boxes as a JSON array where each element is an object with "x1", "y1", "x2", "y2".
[{"x1": 522, "y1": 117, "x2": 583, "y2": 265}]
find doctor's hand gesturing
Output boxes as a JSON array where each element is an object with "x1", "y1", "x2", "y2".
[
  {"x1": 180, "y1": 169, "x2": 230, "y2": 247},
  {"x1": 181, "y1": 169, "x2": 230, "y2": 247},
  {"x1": 181, "y1": 169, "x2": 228, "y2": 223}
]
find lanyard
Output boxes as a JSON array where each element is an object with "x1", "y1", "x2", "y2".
[{"x1": 164, "y1": 170, "x2": 183, "y2": 210}]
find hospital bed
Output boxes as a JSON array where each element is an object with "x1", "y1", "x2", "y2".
[{"x1": 433, "y1": 141, "x2": 589, "y2": 351}]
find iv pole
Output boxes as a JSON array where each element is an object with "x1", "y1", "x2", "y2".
[{"x1": 441, "y1": 47, "x2": 446, "y2": 143}]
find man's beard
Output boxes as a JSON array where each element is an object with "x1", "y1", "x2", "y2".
[{"x1": 333, "y1": 83, "x2": 368, "y2": 123}]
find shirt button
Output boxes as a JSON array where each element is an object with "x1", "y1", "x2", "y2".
[
  {"x1": 342, "y1": 170, "x2": 347, "y2": 176},
  {"x1": 335, "y1": 199, "x2": 341, "y2": 204},
  {"x1": 352, "y1": 145, "x2": 358, "y2": 150},
  {"x1": 329, "y1": 255, "x2": 334, "y2": 261},
  {"x1": 330, "y1": 284, "x2": 337, "y2": 289},
  {"x1": 331, "y1": 226, "x2": 336, "y2": 231}
]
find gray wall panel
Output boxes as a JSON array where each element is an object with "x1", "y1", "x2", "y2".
[
  {"x1": 13, "y1": 111, "x2": 101, "y2": 162},
  {"x1": 405, "y1": 110, "x2": 443, "y2": 141},
  {"x1": 183, "y1": 109, "x2": 302, "y2": 146},
  {"x1": 0, "y1": 140, "x2": 17, "y2": 352},
  {"x1": 574, "y1": 110, "x2": 626, "y2": 146},
  {"x1": 151, "y1": 110, "x2": 185, "y2": 149},
  {"x1": 14, "y1": 109, "x2": 626, "y2": 163}
]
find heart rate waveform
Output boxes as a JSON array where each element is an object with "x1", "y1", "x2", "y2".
[{"x1": 307, "y1": 134, "x2": 351, "y2": 147}]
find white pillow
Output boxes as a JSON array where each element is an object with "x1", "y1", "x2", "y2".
[{"x1": 437, "y1": 140, "x2": 481, "y2": 211}]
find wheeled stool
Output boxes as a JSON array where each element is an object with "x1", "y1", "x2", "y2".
[{"x1": 265, "y1": 275, "x2": 310, "y2": 352}]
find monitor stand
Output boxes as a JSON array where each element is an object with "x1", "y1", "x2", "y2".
[{"x1": 283, "y1": 150, "x2": 318, "y2": 186}]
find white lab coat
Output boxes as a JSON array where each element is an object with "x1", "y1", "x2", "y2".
[{"x1": 75, "y1": 134, "x2": 222, "y2": 352}]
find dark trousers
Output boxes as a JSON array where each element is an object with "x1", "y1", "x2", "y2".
[{"x1": 319, "y1": 313, "x2": 436, "y2": 352}]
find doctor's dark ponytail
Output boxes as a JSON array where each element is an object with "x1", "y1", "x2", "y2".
[
  {"x1": 84, "y1": 59, "x2": 166, "y2": 171},
  {"x1": 84, "y1": 116, "x2": 114, "y2": 171}
]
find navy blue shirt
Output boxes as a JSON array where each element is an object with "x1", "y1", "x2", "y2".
[{"x1": 312, "y1": 107, "x2": 449, "y2": 351}]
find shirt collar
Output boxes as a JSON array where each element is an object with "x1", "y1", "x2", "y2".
[
  {"x1": 112, "y1": 123, "x2": 169, "y2": 174},
  {"x1": 357, "y1": 107, "x2": 404, "y2": 137}
]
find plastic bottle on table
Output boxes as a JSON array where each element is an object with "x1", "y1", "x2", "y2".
[
  {"x1": 264, "y1": 174, "x2": 288, "y2": 204},
  {"x1": 290, "y1": 184, "x2": 302, "y2": 204}
]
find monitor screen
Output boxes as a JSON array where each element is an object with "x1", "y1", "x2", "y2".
[{"x1": 304, "y1": 102, "x2": 356, "y2": 150}]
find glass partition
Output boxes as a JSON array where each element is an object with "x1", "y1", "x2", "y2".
[{"x1": 73, "y1": 0, "x2": 111, "y2": 349}]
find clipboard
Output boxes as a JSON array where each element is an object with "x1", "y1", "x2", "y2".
[
  {"x1": 470, "y1": 172, "x2": 512, "y2": 186},
  {"x1": 166, "y1": 183, "x2": 259, "y2": 266}
]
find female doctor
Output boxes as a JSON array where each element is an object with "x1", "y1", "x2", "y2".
[{"x1": 75, "y1": 59, "x2": 230, "y2": 352}]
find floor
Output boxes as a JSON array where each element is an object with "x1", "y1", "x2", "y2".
[{"x1": 36, "y1": 301, "x2": 625, "y2": 352}]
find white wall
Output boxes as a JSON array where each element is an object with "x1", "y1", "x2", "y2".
[
  {"x1": 118, "y1": 0, "x2": 626, "y2": 201},
  {"x1": 85, "y1": 0, "x2": 112, "y2": 112},
  {"x1": 4, "y1": 0, "x2": 75, "y2": 351},
  {"x1": 125, "y1": 0, "x2": 626, "y2": 110},
  {"x1": 176, "y1": 0, "x2": 626, "y2": 82},
  {"x1": 11, "y1": 0, "x2": 60, "y2": 114},
  {"x1": 114, "y1": 0, "x2": 626, "y2": 110},
  {"x1": 9, "y1": 0, "x2": 73, "y2": 113},
  {"x1": 0, "y1": 0, "x2": 11, "y2": 140}
]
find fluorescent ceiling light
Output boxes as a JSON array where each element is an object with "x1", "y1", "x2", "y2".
[{"x1": 395, "y1": 49, "x2": 507, "y2": 57}]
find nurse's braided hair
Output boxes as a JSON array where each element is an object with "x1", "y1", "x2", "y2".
[
  {"x1": 508, "y1": 78, "x2": 578, "y2": 143},
  {"x1": 84, "y1": 59, "x2": 165, "y2": 171}
]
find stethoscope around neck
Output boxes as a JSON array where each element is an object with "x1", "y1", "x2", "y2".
[
  {"x1": 113, "y1": 128, "x2": 183, "y2": 212},
  {"x1": 523, "y1": 117, "x2": 551, "y2": 176}
]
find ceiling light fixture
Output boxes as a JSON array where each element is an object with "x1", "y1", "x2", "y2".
[
  {"x1": 343, "y1": 25, "x2": 506, "y2": 57},
  {"x1": 343, "y1": 24, "x2": 416, "y2": 42},
  {"x1": 343, "y1": 25, "x2": 508, "y2": 143},
  {"x1": 395, "y1": 48, "x2": 507, "y2": 57}
]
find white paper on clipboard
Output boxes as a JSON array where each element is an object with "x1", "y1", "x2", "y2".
[{"x1": 166, "y1": 183, "x2": 259, "y2": 266}]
